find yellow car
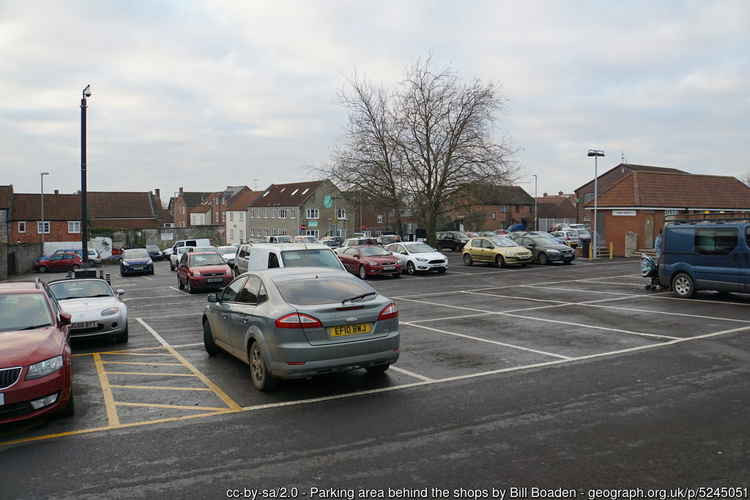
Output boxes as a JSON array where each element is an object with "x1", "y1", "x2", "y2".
[{"x1": 462, "y1": 236, "x2": 534, "y2": 267}]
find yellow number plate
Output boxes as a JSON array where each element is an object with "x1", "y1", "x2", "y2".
[{"x1": 328, "y1": 323, "x2": 372, "y2": 337}]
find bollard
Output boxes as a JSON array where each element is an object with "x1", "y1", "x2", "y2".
[
  {"x1": 99, "y1": 269, "x2": 104, "y2": 280},
  {"x1": 105, "y1": 273, "x2": 111, "y2": 285},
  {"x1": 609, "y1": 242, "x2": 614, "y2": 260},
  {"x1": 588, "y1": 243, "x2": 593, "y2": 259}
]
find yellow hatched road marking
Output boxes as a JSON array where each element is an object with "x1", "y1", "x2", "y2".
[
  {"x1": 104, "y1": 371, "x2": 197, "y2": 377},
  {"x1": 92, "y1": 353, "x2": 120, "y2": 427},
  {"x1": 115, "y1": 402, "x2": 228, "y2": 412},
  {"x1": 136, "y1": 318, "x2": 242, "y2": 411},
  {"x1": 110, "y1": 384, "x2": 212, "y2": 391},
  {"x1": 100, "y1": 352, "x2": 175, "y2": 357},
  {"x1": 101, "y1": 361, "x2": 184, "y2": 367}
]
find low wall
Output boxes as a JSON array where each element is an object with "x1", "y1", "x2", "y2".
[
  {"x1": 1, "y1": 243, "x2": 43, "y2": 279},
  {"x1": 110, "y1": 226, "x2": 226, "y2": 250}
]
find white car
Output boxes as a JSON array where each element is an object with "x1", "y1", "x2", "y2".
[
  {"x1": 217, "y1": 245, "x2": 238, "y2": 267},
  {"x1": 385, "y1": 242, "x2": 448, "y2": 275},
  {"x1": 47, "y1": 278, "x2": 128, "y2": 343},
  {"x1": 170, "y1": 246, "x2": 192, "y2": 271}
]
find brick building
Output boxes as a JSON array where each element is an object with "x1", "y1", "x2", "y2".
[
  {"x1": 536, "y1": 192, "x2": 577, "y2": 232},
  {"x1": 448, "y1": 184, "x2": 535, "y2": 231},
  {"x1": 172, "y1": 186, "x2": 251, "y2": 228},
  {"x1": 171, "y1": 188, "x2": 212, "y2": 227},
  {"x1": 8, "y1": 190, "x2": 164, "y2": 244},
  {"x1": 247, "y1": 180, "x2": 354, "y2": 239},
  {"x1": 583, "y1": 171, "x2": 750, "y2": 256}
]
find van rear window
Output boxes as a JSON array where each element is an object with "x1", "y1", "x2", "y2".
[
  {"x1": 280, "y1": 249, "x2": 342, "y2": 269},
  {"x1": 695, "y1": 228, "x2": 738, "y2": 255}
]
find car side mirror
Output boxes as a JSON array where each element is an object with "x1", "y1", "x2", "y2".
[
  {"x1": 60, "y1": 312, "x2": 72, "y2": 326},
  {"x1": 527, "y1": 243, "x2": 536, "y2": 248},
  {"x1": 116, "y1": 289, "x2": 125, "y2": 296},
  {"x1": 353, "y1": 255, "x2": 359, "y2": 259},
  {"x1": 207, "y1": 293, "x2": 218, "y2": 303}
]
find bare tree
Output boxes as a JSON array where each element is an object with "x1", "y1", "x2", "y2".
[
  {"x1": 325, "y1": 58, "x2": 515, "y2": 242},
  {"x1": 326, "y1": 74, "x2": 405, "y2": 234}
]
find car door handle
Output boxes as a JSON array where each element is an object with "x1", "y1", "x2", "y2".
[
  {"x1": 222, "y1": 314, "x2": 229, "y2": 320},
  {"x1": 241, "y1": 318, "x2": 250, "y2": 325}
]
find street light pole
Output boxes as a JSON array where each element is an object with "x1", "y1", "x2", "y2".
[
  {"x1": 587, "y1": 149, "x2": 605, "y2": 259},
  {"x1": 40, "y1": 172, "x2": 50, "y2": 247},
  {"x1": 532, "y1": 174, "x2": 538, "y2": 231},
  {"x1": 81, "y1": 85, "x2": 91, "y2": 265}
]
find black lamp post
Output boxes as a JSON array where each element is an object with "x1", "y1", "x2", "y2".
[{"x1": 81, "y1": 85, "x2": 91, "y2": 264}]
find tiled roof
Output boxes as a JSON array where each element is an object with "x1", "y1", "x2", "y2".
[
  {"x1": 465, "y1": 184, "x2": 533, "y2": 205},
  {"x1": 575, "y1": 163, "x2": 688, "y2": 193},
  {"x1": 191, "y1": 205, "x2": 211, "y2": 213},
  {"x1": 180, "y1": 192, "x2": 212, "y2": 209},
  {"x1": 588, "y1": 172, "x2": 750, "y2": 209},
  {"x1": 249, "y1": 181, "x2": 325, "y2": 207},
  {"x1": 227, "y1": 189, "x2": 261, "y2": 211},
  {"x1": 0, "y1": 185, "x2": 11, "y2": 209},
  {"x1": 11, "y1": 192, "x2": 161, "y2": 222}
]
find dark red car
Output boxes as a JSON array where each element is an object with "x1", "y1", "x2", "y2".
[
  {"x1": 338, "y1": 245, "x2": 401, "y2": 280},
  {"x1": 33, "y1": 253, "x2": 83, "y2": 273},
  {"x1": 176, "y1": 252, "x2": 233, "y2": 293},
  {"x1": 0, "y1": 281, "x2": 74, "y2": 425}
]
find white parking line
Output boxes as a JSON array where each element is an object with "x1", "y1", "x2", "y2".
[
  {"x1": 583, "y1": 303, "x2": 750, "y2": 324},
  {"x1": 501, "y1": 312, "x2": 679, "y2": 341},
  {"x1": 523, "y1": 285, "x2": 633, "y2": 296},
  {"x1": 389, "y1": 366, "x2": 434, "y2": 382},
  {"x1": 124, "y1": 294, "x2": 193, "y2": 302},
  {"x1": 401, "y1": 321, "x2": 572, "y2": 360},
  {"x1": 169, "y1": 286, "x2": 189, "y2": 295},
  {"x1": 461, "y1": 290, "x2": 569, "y2": 305}
]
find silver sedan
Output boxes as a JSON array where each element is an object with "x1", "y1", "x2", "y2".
[
  {"x1": 202, "y1": 267, "x2": 400, "y2": 391},
  {"x1": 47, "y1": 278, "x2": 128, "y2": 343}
]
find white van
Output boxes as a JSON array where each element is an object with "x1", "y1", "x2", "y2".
[
  {"x1": 171, "y1": 239, "x2": 211, "y2": 252},
  {"x1": 234, "y1": 243, "x2": 345, "y2": 274}
]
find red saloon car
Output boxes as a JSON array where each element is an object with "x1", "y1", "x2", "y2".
[
  {"x1": 33, "y1": 252, "x2": 83, "y2": 273},
  {"x1": 338, "y1": 245, "x2": 401, "y2": 280},
  {"x1": 0, "y1": 281, "x2": 74, "y2": 425},
  {"x1": 176, "y1": 251, "x2": 233, "y2": 293}
]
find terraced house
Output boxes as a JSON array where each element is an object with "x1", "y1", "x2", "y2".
[{"x1": 246, "y1": 180, "x2": 354, "y2": 239}]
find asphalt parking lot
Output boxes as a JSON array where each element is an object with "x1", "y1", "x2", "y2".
[{"x1": 3, "y1": 253, "x2": 750, "y2": 496}]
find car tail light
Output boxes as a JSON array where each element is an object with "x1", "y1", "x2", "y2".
[
  {"x1": 378, "y1": 303, "x2": 398, "y2": 321},
  {"x1": 275, "y1": 313, "x2": 322, "y2": 329}
]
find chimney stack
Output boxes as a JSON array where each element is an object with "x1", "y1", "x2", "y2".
[
  {"x1": 179, "y1": 186, "x2": 184, "y2": 195},
  {"x1": 543, "y1": 192, "x2": 548, "y2": 197},
  {"x1": 54, "y1": 189, "x2": 59, "y2": 195},
  {"x1": 558, "y1": 191, "x2": 564, "y2": 196},
  {"x1": 155, "y1": 188, "x2": 160, "y2": 200}
]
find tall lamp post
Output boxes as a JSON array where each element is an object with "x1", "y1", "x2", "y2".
[
  {"x1": 531, "y1": 174, "x2": 538, "y2": 231},
  {"x1": 587, "y1": 149, "x2": 605, "y2": 259},
  {"x1": 40, "y1": 172, "x2": 50, "y2": 246},
  {"x1": 81, "y1": 85, "x2": 92, "y2": 265}
]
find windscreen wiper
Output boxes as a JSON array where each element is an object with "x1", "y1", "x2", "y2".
[
  {"x1": 19, "y1": 323, "x2": 53, "y2": 330},
  {"x1": 342, "y1": 292, "x2": 376, "y2": 304}
]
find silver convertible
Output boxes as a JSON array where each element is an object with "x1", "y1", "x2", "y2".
[
  {"x1": 48, "y1": 278, "x2": 128, "y2": 343},
  {"x1": 202, "y1": 268, "x2": 400, "y2": 391}
]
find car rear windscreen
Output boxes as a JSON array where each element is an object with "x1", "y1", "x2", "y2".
[
  {"x1": 274, "y1": 277, "x2": 375, "y2": 305},
  {"x1": 281, "y1": 249, "x2": 342, "y2": 269}
]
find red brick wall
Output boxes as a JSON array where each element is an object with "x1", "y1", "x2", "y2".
[
  {"x1": 601, "y1": 210, "x2": 666, "y2": 256},
  {"x1": 10, "y1": 221, "x2": 81, "y2": 244},
  {"x1": 172, "y1": 198, "x2": 188, "y2": 227}
]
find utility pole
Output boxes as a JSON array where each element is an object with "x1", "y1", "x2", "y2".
[{"x1": 81, "y1": 84, "x2": 92, "y2": 265}]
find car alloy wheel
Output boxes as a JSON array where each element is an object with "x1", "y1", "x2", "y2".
[
  {"x1": 672, "y1": 273, "x2": 695, "y2": 298},
  {"x1": 358, "y1": 265, "x2": 367, "y2": 280},
  {"x1": 407, "y1": 262, "x2": 416, "y2": 275},
  {"x1": 463, "y1": 253, "x2": 473, "y2": 266},
  {"x1": 495, "y1": 255, "x2": 505, "y2": 268},
  {"x1": 249, "y1": 342, "x2": 277, "y2": 391},
  {"x1": 538, "y1": 253, "x2": 548, "y2": 265}
]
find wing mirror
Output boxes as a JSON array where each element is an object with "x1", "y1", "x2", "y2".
[
  {"x1": 116, "y1": 289, "x2": 126, "y2": 296},
  {"x1": 207, "y1": 293, "x2": 218, "y2": 303},
  {"x1": 60, "y1": 312, "x2": 72, "y2": 326}
]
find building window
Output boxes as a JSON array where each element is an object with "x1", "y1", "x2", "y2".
[
  {"x1": 272, "y1": 207, "x2": 278, "y2": 218},
  {"x1": 279, "y1": 208, "x2": 288, "y2": 219},
  {"x1": 18, "y1": 221, "x2": 26, "y2": 233},
  {"x1": 377, "y1": 214, "x2": 384, "y2": 224},
  {"x1": 37, "y1": 221, "x2": 50, "y2": 234},
  {"x1": 305, "y1": 208, "x2": 319, "y2": 219},
  {"x1": 583, "y1": 193, "x2": 594, "y2": 203},
  {"x1": 336, "y1": 208, "x2": 347, "y2": 220},
  {"x1": 230, "y1": 229, "x2": 235, "y2": 240},
  {"x1": 229, "y1": 212, "x2": 234, "y2": 222},
  {"x1": 240, "y1": 212, "x2": 244, "y2": 221},
  {"x1": 68, "y1": 221, "x2": 81, "y2": 233},
  {"x1": 305, "y1": 229, "x2": 319, "y2": 238}
]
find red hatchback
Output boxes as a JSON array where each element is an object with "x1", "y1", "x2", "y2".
[
  {"x1": 177, "y1": 252, "x2": 233, "y2": 293},
  {"x1": 0, "y1": 281, "x2": 74, "y2": 425},
  {"x1": 338, "y1": 245, "x2": 401, "y2": 280},
  {"x1": 33, "y1": 253, "x2": 83, "y2": 273}
]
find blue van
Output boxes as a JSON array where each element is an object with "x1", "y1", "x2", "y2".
[{"x1": 659, "y1": 222, "x2": 750, "y2": 297}]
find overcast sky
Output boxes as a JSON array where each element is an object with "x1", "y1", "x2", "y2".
[{"x1": 1, "y1": 1, "x2": 748, "y2": 204}]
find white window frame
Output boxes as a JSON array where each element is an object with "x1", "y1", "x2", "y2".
[
  {"x1": 18, "y1": 221, "x2": 26, "y2": 233},
  {"x1": 68, "y1": 221, "x2": 81, "y2": 234},
  {"x1": 37, "y1": 221, "x2": 50, "y2": 234},
  {"x1": 336, "y1": 208, "x2": 347, "y2": 220},
  {"x1": 305, "y1": 229, "x2": 319, "y2": 238},
  {"x1": 377, "y1": 214, "x2": 384, "y2": 224},
  {"x1": 305, "y1": 208, "x2": 319, "y2": 220},
  {"x1": 279, "y1": 208, "x2": 287, "y2": 219}
]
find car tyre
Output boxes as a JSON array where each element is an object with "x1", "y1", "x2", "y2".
[
  {"x1": 463, "y1": 253, "x2": 473, "y2": 266},
  {"x1": 358, "y1": 265, "x2": 368, "y2": 280},
  {"x1": 114, "y1": 324, "x2": 129, "y2": 344},
  {"x1": 406, "y1": 262, "x2": 416, "y2": 275},
  {"x1": 203, "y1": 319, "x2": 220, "y2": 356},
  {"x1": 495, "y1": 255, "x2": 505, "y2": 268},
  {"x1": 437, "y1": 267, "x2": 446, "y2": 273},
  {"x1": 366, "y1": 364, "x2": 390, "y2": 376},
  {"x1": 249, "y1": 341, "x2": 278, "y2": 392},
  {"x1": 672, "y1": 272, "x2": 695, "y2": 298},
  {"x1": 57, "y1": 391, "x2": 75, "y2": 418},
  {"x1": 538, "y1": 253, "x2": 548, "y2": 265}
]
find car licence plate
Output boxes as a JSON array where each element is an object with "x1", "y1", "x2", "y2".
[
  {"x1": 382, "y1": 265, "x2": 395, "y2": 271},
  {"x1": 328, "y1": 323, "x2": 372, "y2": 337},
  {"x1": 208, "y1": 278, "x2": 224, "y2": 283},
  {"x1": 133, "y1": 266, "x2": 143, "y2": 270},
  {"x1": 72, "y1": 321, "x2": 99, "y2": 330}
]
